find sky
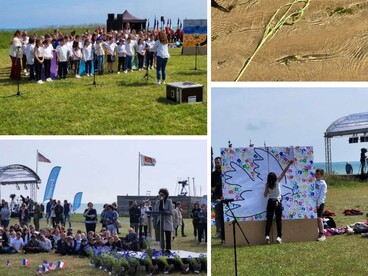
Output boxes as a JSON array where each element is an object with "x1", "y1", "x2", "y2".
[
  {"x1": 0, "y1": 139, "x2": 207, "y2": 205},
  {"x1": 0, "y1": 0, "x2": 207, "y2": 29},
  {"x1": 212, "y1": 87, "x2": 368, "y2": 163}
]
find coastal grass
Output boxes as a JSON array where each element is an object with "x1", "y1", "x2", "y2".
[
  {"x1": 211, "y1": 180, "x2": 368, "y2": 275},
  {"x1": 1, "y1": 217, "x2": 206, "y2": 276},
  {"x1": 0, "y1": 29, "x2": 207, "y2": 135}
]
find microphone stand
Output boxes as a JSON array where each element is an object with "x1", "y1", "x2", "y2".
[
  {"x1": 141, "y1": 45, "x2": 154, "y2": 81},
  {"x1": 223, "y1": 200, "x2": 250, "y2": 276}
]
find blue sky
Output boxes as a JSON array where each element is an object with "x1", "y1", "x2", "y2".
[
  {"x1": 0, "y1": 139, "x2": 207, "y2": 204},
  {"x1": 0, "y1": 0, "x2": 207, "y2": 29},
  {"x1": 212, "y1": 87, "x2": 368, "y2": 163}
]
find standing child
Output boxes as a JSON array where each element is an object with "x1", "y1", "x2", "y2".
[
  {"x1": 197, "y1": 203, "x2": 207, "y2": 244},
  {"x1": 137, "y1": 38, "x2": 146, "y2": 71},
  {"x1": 105, "y1": 36, "x2": 117, "y2": 74},
  {"x1": 124, "y1": 36, "x2": 135, "y2": 73},
  {"x1": 43, "y1": 38, "x2": 54, "y2": 82},
  {"x1": 25, "y1": 36, "x2": 35, "y2": 81},
  {"x1": 34, "y1": 38, "x2": 44, "y2": 84},
  {"x1": 95, "y1": 37, "x2": 105, "y2": 75},
  {"x1": 315, "y1": 168, "x2": 327, "y2": 241},
  {"x1": 264, "y1": 160, "x2": 293, "y2": 244},
  {"x1": 55, "y1": 37, "x2": 69, "y2": 79},
  {"x1": 116, "y1": 38, "x2": 126, "y2": 74},
  {"x1": 82, "y1": 39, "x2": 93, "y2": 76},
  {"x1": 72, "y1": 41, "x2": 82, "y2": 78}
]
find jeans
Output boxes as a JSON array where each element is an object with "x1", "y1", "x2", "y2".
[
  {"x1": 97, "y1": 55, "x2": 104, "y2": 73},
  {"x1": 156, "y1": 56, "x2": 168, "y2": 81},
  {"x1": 265, "y1": 199, "x2": 282, "y2": 238},
  {"x1": 125, "y1": 55, "x2": 133, "y2": 70},
  {"x1": 85, "y1": 60, "x2": 92, "y2": 75}
]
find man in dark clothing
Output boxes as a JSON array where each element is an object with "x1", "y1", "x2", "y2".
[
  {"x1": 129, "y1": 201, "x2": 141, "y2": 233},
  {"x1": 54, "y1": 200, "x2": 64, "y2": 226},
  {"x1": 122, "y1": 227, "x2": 139, "y2": 251},
  {"x1": 211, "y1": 156, "x2": 225, "y2": 245}
]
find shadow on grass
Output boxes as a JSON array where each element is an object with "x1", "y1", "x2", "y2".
[
  {"x1": 156, "y1": 96, "x2": 177, "y2": 105},
  {"x1": 117, "y1": 80, "x2": 156, "y2": 87},
  {"x1": 175, "y1": 70, "x2": 207, "y2": 76}
]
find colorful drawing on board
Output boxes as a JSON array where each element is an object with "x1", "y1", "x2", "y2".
[{"x1": 221, "y1": 146, "x2": 316, "y2": 222}]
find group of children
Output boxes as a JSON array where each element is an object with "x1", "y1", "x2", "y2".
[{"x1": 13, "y1": 27, "x2": 162, "y2": 84}]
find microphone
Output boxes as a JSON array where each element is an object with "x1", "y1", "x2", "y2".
[{"x1": 217, "y1": 198, "x2": 235, "y2": 203}]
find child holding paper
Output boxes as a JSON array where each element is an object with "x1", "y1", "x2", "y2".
[{"x1": 264, "y1": 160, "x2": 294, "y2": 244}]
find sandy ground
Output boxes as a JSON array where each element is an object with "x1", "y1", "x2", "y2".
[{"x1": 211, "y1": 0, "x2": 368, "y2": 81}]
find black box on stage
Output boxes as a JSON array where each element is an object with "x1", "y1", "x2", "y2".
[{"x1": 166, "y1": 82, "x2": 203, "y2": 103}]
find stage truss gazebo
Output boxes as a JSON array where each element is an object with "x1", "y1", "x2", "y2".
[
  {"x1": 0, "y1": 164, "x2": 41, "y2": 201},
  {"x1": 324, "y1": 112, "x2": 368, "y2": 173}
]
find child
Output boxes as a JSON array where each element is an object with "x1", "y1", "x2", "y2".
[
  {"x1": 95, "y1": 37, "x2": 105, "y2": 75},
  {"x1": 72, "y1": 41, "x2": 82, "y2": 78},
  {"x1": 124, "y1": 36, "x2": 135, "y2": 73},
  {"x1": 137, "y1": 38, "x2": 146, "y2": 71},
  {"x1": 82, "y1": 39, "x2": 93, "y2": 76},
  {"x1": 198, "y1": 203, "x2": 207, "y2": 244},
  {"x1": 25, "y1": 36, "x2": 35, "y2": 81},
  {"x1": 43, "y1": 38, "x2": 54, "y2": 82},
  {"x1": 116, "y1": 38, "x2": 126, "y2": 74},
  {"x1": 264, "y1": 160, "x2": 293, "y2": 244},
  {"x1": 105, "y1": 36, "x2": 117, "y2": 74},
  {"x1": 146, "y1": 34, "x2": 156, "y2": 70},
  {"x1": 55, "y1": 37, "x2": 68, "y2": 79},
  {"x1": 315, "y1": 168, "x2": 327, "y2": 241},
  {"x1": 34, "y1": 38, "x2": 44, "y2": 84}
]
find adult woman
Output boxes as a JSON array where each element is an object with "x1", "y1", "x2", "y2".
[
  {"x1": 191, "y1": 202, "x2": 201, "y2": 240},
  {"x1": 152, "y1": 31, "x2": 170, "y2": 85},
  {"x1": 9, "y1": 30, "x2": 22, "y2": 80},
  {"x1": 0, "y1": 202, "x2": 11, "y2": 228},
  {"x1": 264, "y1": 160, "x2": 293, "y2": 244},
  {"x1": 154, "y1": 188, "x2": 173, "y2": 253},
  {"x1": 83, "y1": 202, "x2": 97, "y2": 234}
]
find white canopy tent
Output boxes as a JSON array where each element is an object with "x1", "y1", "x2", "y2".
[{"x1": 324, "y1": 112, "x2": 368, "y2": 173}]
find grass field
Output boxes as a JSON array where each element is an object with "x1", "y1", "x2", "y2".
[
  {"x1": 1, "y1": 216, "x2": 206, "y2": 276},
  {"x1": 211, "y1": 179, "x2": 368, "y2": 275},
  {"x1": 0, "y1": 28, "x2": 207, "y2": 135}
]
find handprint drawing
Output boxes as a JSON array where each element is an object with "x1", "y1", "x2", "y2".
[{"x1": 221, "y1": 146, "x2": 315, "y2": 221}]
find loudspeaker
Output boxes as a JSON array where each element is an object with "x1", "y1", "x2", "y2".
[
  {"x1": 161, "y1": 16, "x2": 165, "y2": 22},
  {"x1": 108, "y1": 13, "x2": 115, "y2": 20}
]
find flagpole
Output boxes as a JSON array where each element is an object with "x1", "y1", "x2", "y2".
[
  {"x1": 36, "y1": 149, "x2": 39, "y2": 174},
  {"x1": 138, "y1": 152, "x2": 141, "y2": 196}
]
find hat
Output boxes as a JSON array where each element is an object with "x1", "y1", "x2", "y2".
[{"x1": 97, "y1": 37, "x2": 103, "y2": 41}]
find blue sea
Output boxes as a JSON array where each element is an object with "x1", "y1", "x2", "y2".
[{"x1": 314, "y1": 161, "x2": 360, "y2": 175}]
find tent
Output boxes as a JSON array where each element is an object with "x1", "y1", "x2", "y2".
[
  {"x1": 0, "y1": 164, "x2": 41, "y2": 201},
  {"x1": 324, "y1": 112, "x2": 368, "y2": 173},
  {"x1": 107, "y1": 10, "x2": 146, "y2": 32}
]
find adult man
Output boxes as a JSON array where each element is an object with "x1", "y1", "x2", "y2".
[{"x1": 211, "y1": 156, "x2": 225, "y2": 245}]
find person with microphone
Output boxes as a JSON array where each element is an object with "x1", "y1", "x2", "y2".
[{"x1": 154, "y1": 188, "x2": 173, "y2": 253}]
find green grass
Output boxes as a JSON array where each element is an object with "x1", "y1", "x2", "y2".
[
  {"x1": 1, "y1": 216, "x2": 206, "y2": 276},
  {"x1": 0, "y1": 29, "x2": 207, "y2": 135},
  {"x1": 212, "y1": 181, "x2": 368, "y2": 275}
]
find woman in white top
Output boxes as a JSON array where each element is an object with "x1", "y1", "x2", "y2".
[
  {"x1": 264, "y1": 160, "x2": 293, "y2": 244},
  {"x1": 34, "y1": 38, "x2": 45, "y2": 84},
  {"x1": 152, "y1": 31, "x2": 170, "y2": 85},
  {"x1": 9, "y1": 30, "x2": 22, "y2": 80}
]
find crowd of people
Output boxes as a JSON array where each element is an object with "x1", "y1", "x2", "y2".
[
  {"x1": 9, "y1": 23, "x2": 180, "y2": 85},
  {"x1": 0, "y1": 190, "x2": 207, "y2": 256}
]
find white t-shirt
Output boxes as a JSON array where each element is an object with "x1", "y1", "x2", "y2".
[
  {"x1": 10, "y1": 237, "x2": 24, "y2": 250},
  {"x1": 25, "y1": 43, "x2": 35, "y2": 65},
  {"x1": 117, "y1": 44, "x2": 126, "y2": 57},
  {"x1": 104, "y1": 41, "x2": 117, "y2": 55},
  {"x1": 82, "y1": 44, "x2": 93, "y2": 61},
  {"x1": 125, "y1": 41, "x2": 135, "y2": 56},
  {"x1": 43, "y1": 44, "x2": 54, "y2": 59},
  {"x1": 9, "y1": 37, "x2": 22, "y2": 57},
  {"x1": 56, "y1": 44, "x2": 68, "y2": 62},
  {"x1": 72, "y1": 48, "x2": 82, "y2": 60}
]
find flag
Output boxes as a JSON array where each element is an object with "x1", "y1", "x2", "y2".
[
  {"x1": 22, "y1": 258, "x2": 30, "y2": 266},
  {"x1": 36, "y1": 268, "x2": 43, "y2": 275},
  {"x1": 57, "y1": 261, "x2": 66, "y2": 269},
  {"x1": 177, "y1": 18, "x2": 180, "y2": 28},
  {"x1": 42, "y1": 264, "x2": 49, "y2": 272},
  {"x1": 37, "y1": 152, "x2": 51, "y2": 163},
  {"x1": 140, "y1": 154, "x2": 156, "y2": 166},
  {"x1": 48, "y1": 263, "x2": 57, "y2": 271},
  {"x1": 154, "y1": 16, "x2": 156, "y2": 29},
  {"x1": 43, "y1": 166, "x2": 62, "y2": 202},
  {"x1": 6, "y1": 259, "x2": 11, "y2": 267},
  {"x1": 73, "y1": 192, "x2": 83, "y2": 212},
  {"x1": 147, "y1": 19, "x2": 150, "y2": 31}
]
